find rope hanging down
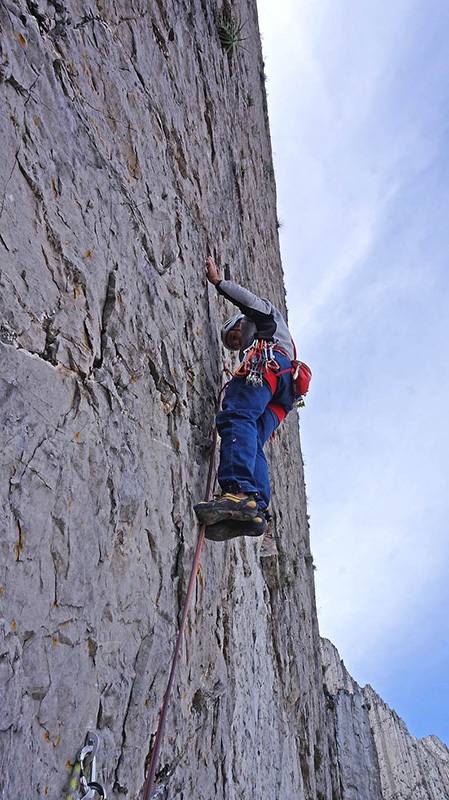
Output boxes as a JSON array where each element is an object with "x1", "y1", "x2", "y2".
[{"x1": 141, "y1": 378, "x2": 228, "y2": 800}]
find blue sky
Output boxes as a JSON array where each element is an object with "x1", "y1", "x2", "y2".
[{"x1": 257, "y1": 0, "x2": 449, "y2": 744}]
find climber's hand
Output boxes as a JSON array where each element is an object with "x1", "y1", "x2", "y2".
[{"x1": 205, "y1": 256, "x2": 220, "y2": 285}]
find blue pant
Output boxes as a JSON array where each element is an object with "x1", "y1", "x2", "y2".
[{"x1": 216, "y1": 352, "x2": 295, "y2": 509}]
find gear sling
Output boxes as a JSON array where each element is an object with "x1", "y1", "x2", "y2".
[{"x1": 234, "y1": 338, "x2": 312, "y2": 423}]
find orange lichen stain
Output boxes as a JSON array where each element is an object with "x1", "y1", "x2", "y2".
[
  {"x1": 85, "y1": 250, "x2": 92, "y2": 259},
  {"x1": 44, "y1": 730, "x2": 50, "y2": 743},
  {"x1": 51, "y1": 177, "x2": 59, "y2": 198},
  {"x1": 90, "y1": 117, "x2": 98, "y2": 131},
  {"x1": 173, "y1": 439, "x2": 180, "y2": 451},
  {"x1": 11, "y1": 620, "x2": 17, "y2": 632},
  {"x1": 82, "y1": 61, "x2": 92, "y2": 85},
  {"x1": 52, "y1": 636, "x2": 58, "y2": 647},
  {"x1": 66, "y1": 759, "x2": 73, "y2": 770},
  {"x1": 74, "y1": 432, "x2": 80, "y2": 441},
  {"x1": 197, "y1": 563, "x2": 203, "y2": 587},
  {"x1": 14, "y1": 32, "x2": 27, "y2": 47},
  {"x1": 60, "y1": 620, "x2": 69, "y2": 627},
  {"x1": 0, "y1": 587, "x2": 3, "y2": 596},
  {"x1": 81, "y1": 520, "x2": 84, "y2": 525},
  {"x1": 72, "y1": 285, "x2": 81, "y2": 299},
  {"x1": 44, "y1": 787, "x2": 49, "y2": 795},
  {"x1": 52, "y1": 602, "x2": 58, "y2": 609},
  {"x1": 145, "y1": 699, "x2": 151, "y2": 707},
  {"x1": 117, "y1": 293, "x2": 123, "y2": 304},
  {"x1": 129, "y1": 375, "x2": 135, "y2": 383},
  {"x1": 67, "y1": 501, "x2": 72, "y2": 508},
  {"x1": 14, "y1": 526, "x2": 24, "y2": 559},
  {"x1": 54, "y1": 733, "x2": 61, "y2": 748}
]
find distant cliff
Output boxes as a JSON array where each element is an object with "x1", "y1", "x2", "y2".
[
  {"x1": 322, "y1": 639, "x2": 449, "y2": 800},
  {"x1": 1, "y1": 1, "x2": 448, "y2": 798}
]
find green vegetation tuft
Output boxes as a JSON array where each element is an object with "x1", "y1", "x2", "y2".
[{"x1": 217, "y1": 4, "x2": 249, "y2": 56}]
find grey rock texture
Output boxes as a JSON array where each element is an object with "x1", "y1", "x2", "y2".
[
  {"x1": 0, "y1": 1, "x2": 329, "y2": 798},
  {"x1": 2, "y1": 1, "x2": 449, "y2": 798},
  {"x1": 322, "y1": 638, "x2": 449, "y2": 800}
]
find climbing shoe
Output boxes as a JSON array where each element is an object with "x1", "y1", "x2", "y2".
[
  {"x1": 194, "y1": 493, "x2": 258, "y2": 525},
  {"x1": 205, "y1": 514, "x2": 267, "y2": 542}
]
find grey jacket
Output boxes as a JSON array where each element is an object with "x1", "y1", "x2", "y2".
[{"x1": 217, "y1": 279, "x2": 295, "y2": 361}]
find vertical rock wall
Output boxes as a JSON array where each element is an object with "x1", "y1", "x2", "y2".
[
  {"x1": 3, "y1": 3, "x2": 449, "y2": 798},
  {"x1": 0, "y1": 1, "x2": 331, "y2": 798},
  {"x1": 322, "y1": 638, "x2": 449, "y2": 800}
]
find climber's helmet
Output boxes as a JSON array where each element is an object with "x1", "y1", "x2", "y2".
[{"x1": 221, "y1": 314, "x2": 244, "y2": 351}]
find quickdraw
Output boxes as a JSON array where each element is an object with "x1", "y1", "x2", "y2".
[
  {"x1": 66, "y1": 732, "x2": 107, "y2": 800},
  {"x1": 233, "y1": 339, "x2": 279, "y2": 386}
]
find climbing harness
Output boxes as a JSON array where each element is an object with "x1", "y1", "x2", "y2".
[
  {"x1": 233, "y1": 337, "x2": 311, "y2": 404},
  {"x1": 141, "y1": 376, "x2": 229, "y2": 800},
  {"x1": 232, "y1": 337, "x2": 311, "y2": 416},
  {"x1": 66, "y1": 732, "x2": 106, "y2": 800},
  {"x1": 233, "y1": 339, "x2": 280, "y2": 386}
]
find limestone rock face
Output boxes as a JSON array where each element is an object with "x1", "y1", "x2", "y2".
[
  {"x1": 321, "y1": 640, "x2": 382, "y2": 800},
  {"x1": 0, "y1": 1, "x2": 330, "y2": 798},
  {"x1": 322, "y1": 638, "x2": 449, "y2": 800},
  {"x1": 2, "y1": 1, "x2": 449, "y2": 798}
]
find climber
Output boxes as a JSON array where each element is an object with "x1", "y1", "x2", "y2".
[{"x1": 194, "y1": 256, "x2": 296, "y2": 542}]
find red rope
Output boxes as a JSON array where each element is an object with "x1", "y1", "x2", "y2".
[{"x1": 142, "y1": 382, "x2": 227, "y2": 800}]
